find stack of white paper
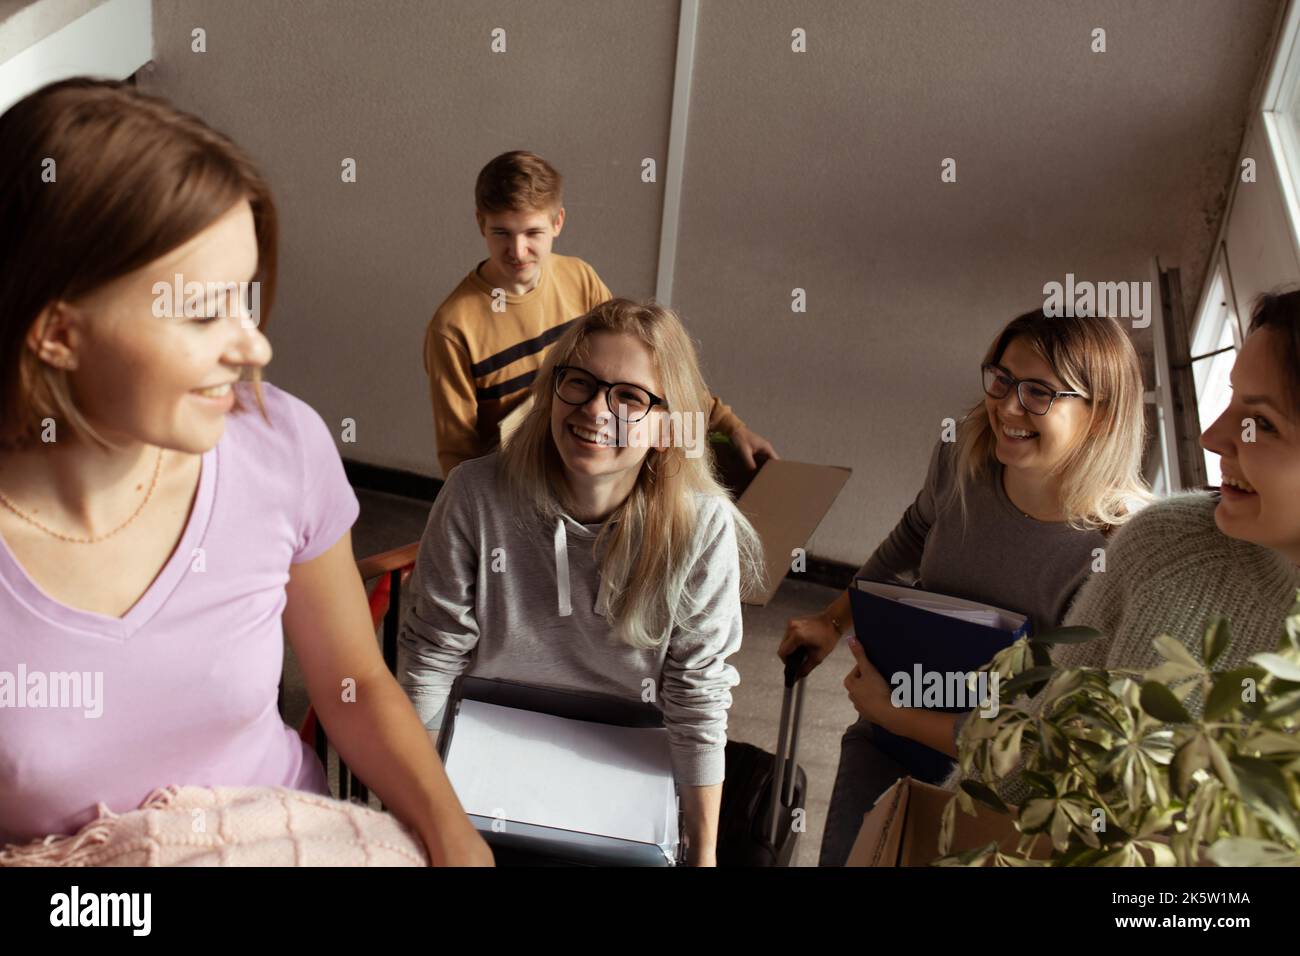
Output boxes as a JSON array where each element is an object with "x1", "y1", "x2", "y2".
[
  {"x1": 896, "y1": 597, "x2": 1004, "y2": 629},
  {"x1": 443, "y1": 699, "x2": 679, "y2": 853},
  {"x1": 855, "y1": 579, "x2": 1027, "y2": 633}
]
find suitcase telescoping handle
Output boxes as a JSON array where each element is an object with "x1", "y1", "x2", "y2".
[{"x1": 768, "y1": 646, "x2": 809, "y2": 845}]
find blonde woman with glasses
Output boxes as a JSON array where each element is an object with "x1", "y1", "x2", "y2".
[
  {"x1": 398, "y1": 297, "x2": 763, "y2": 866},
  {"x1": 779, "y1": 308, "x2": 1151, "y2": 866}
]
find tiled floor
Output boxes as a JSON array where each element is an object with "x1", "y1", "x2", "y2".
[{"x1": 281, "y1": 488, "x2": 858, "y2": 867}]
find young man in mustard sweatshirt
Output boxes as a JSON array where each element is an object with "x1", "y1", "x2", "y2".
[{"x1": 423, "y1": 150, "x2": 776, "y2": 476}]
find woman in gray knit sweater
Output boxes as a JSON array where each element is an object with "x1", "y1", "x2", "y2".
[
  {"x1": 976, "y1": 290, "x2": 1300, "y2": 807},
  {"x1": 398, "y1": 298, "x2": 762, "y2": 866},
  {"x1": 782, "y1": 309, "x2": 1152, "y2": 866}
]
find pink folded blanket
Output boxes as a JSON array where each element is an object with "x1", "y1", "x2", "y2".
[{"x1": 0, "y1": 786, "x2": 428, "y2": 867}]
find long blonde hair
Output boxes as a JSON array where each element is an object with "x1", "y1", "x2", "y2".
[
  {"x1": 500, "y1": 298, "x2": 764, "y2": 649},
  {"x1": 952, "y1": 309, "x2": 1151, "y2": 531}
]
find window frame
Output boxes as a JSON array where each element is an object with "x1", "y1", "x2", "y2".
[
  {"x1": 1261, "y1": 0, "x2": 1300, "y2": 266},
  {"x1": 1187, "y1": 247, "x2": 1243, "y2": 488}
]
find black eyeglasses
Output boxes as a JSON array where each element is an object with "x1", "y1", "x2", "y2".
[
  {"x1": 553, "y1": 365, "x2": 666, "y2": 423},
  {"x1": 981, "y1": 364, "x2": 1085, "y2": 416}
]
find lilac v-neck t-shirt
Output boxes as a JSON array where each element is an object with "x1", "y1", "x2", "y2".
[{"x1": 0, "y1": 383, "x2": 359, "y2": 845}]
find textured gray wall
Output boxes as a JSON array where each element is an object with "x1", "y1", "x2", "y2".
[
  {"x1": 673, "y1": 0, "x2": 1280, "y2": 562},
  {"x1": 136, "y1": 0, "x2": 1283, "y2": 564},
  {"x1": 140, "y1": 0, "x2": 677, "y2": 471}
]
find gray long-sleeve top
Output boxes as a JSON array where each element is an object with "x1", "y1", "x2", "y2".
[
  {"x1": 856, "y1": 439, "x2": 1107, "y2": 636},
  {"x1": 396, "y1": 452, "x2": 744, "y2": 787}
]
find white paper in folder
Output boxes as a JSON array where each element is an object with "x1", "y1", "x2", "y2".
[{"x1": 444, "y1": 699, "x2": 679, "y2": 846}]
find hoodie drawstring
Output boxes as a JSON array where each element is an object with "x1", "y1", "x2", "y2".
[
  {"x1": 594, "y1": 568, "x2": 611, "y2": 616},
  {"x1": 554, "y1": 518, "x2": 572, "y2": 617}
]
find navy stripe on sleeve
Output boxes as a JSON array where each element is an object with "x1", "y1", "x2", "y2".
[
  {"x1": 469, "y1": 319, "x2": 577, "y2": 378},
  {"x1": 476, "y1": 369, "x2": 538, "y2": 402}
]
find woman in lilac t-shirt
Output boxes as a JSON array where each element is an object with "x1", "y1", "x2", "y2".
[{"x1": 0, "y1": 79, "x2": 489, "y2": 865}]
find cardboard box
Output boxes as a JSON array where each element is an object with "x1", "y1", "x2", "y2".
[
  {"x1": 847, "y1": 777, "x2": 1030, "y2": 866},
  {"x1": 849, "y1": 777, "x2": 1208, "y2": 867},
  {"x1": 734, "y1": 459, "x2": 852, "y2": 606}
]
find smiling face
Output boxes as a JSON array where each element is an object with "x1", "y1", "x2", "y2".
[
  {"x1": 1200, "y1": 327, "x2": 1300, "y2": 559},
  {"x1": 42, "y1": 200, "x2": 272, "y2": 454},
  {"x1": 984, "y1": 336, "x2": 1091, "y2": 478},
  {"x1": 549, "y1": 331, "x2": 663, "y2": 497},
  {"x1": 478, "y1": 206, "x2": 564, "y2": 293}
]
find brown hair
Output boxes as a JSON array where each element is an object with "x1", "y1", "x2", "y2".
[
  {"x1": 474, "y1": 150, "x2": 563, "y2": 219},
  {"x1": 952, "y1": 309, "x2": 1151, "y2": 530},
  {"x1": 0, "y1": 77, "x2": 278, "y2": 447},
  {"x1": 1247, "y1": 290, "x2": 1300, "y2": 413}
]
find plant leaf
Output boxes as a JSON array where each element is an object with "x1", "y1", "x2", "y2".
[
  {"x1": 1020, "y1": 769, "x2": 1057, "y2": 798},
  {"x1": 1204, "y1": 668, "x2": 1260, "y2": 721},
  {"x1": 1230, "y1": 757, "x2": 1300, "y2": 843},
  {"x1": 1019, "y1": 798, "x2": 1054, "y2": 832},
  {"x1": 1206, "y1": 736, "x2": 1239, "y2": 795},
  {"x1": 1207, "y1": 837, "x2": 1300, "y2": 867},
  {"x1": 1001, "y1": 666, "x2": 1057, "y2": 699},
  {"x1": 1231, "y1": 756, "x2": 1292, "y2": 809},
  {"x1": 1170, "y1": 735, "x2": 1211, "y2": 797},
  {"x1": 1029, "y1": 642, "x2": 1053, "y2": 668},
  {"x1": 1202, "y1": 617, "x2": 1231, "y2": 668},
  {"x1": 959, "y1": 779, "x2": 1009, "y2": 815},
  {"x1": 1096, "y1": 842, "x2": 1143, "y2": 867},
  {"x1": 991, "y1": 721, "x2": 1027, "y2": 778},
  {"x1": 1146, "y1": 661, "x2": 1202, "y2": 685},
  {"x1": 1250, "y1": 652, "x2": 1300, "y2": 682},
  {"x1": 1286, "y1": 595, "x2": 1300, "y2": 649},
  {"x1": 1139, "y1": 681, "x2": 1191, "y2": 723},
  {"x1": 1242, "y1": 729, "x2": 1300, "y2": 756},
  {"x1": 1136, "y1": 840, "x2": 1177, "y2": 867},
  {"x1": 1154, "y1": 634, "x2": 1204, "y2": 670},
  {"x1": 1261, "y1": 688, "x2": 1300, "y2": 722},
  {"x1": 938, "y1": 795, "x2": 958, "y2": 856}
]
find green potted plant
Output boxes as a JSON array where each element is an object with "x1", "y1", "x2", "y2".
[{"x1": 938, "y1": 595, "x2": 1300, "y2": 866}]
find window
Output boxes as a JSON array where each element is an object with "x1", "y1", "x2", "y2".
[
  {"x1": 1188, "y1": 252, "x2": 1242, "y2": 488},
  {"x1": 0, "y1": 0, "x2": 152, "y2": 117},
  {"x1": 1262, "y1": 0, "x2": 1300, "y2": 260}
]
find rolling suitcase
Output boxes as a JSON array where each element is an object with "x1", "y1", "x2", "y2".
[{"x1": 718, "y1": 648, "x2": 809, "y2": 866}]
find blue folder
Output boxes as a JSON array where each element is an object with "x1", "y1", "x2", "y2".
[{"x1": 848, "y1": 580, "x2": 1030, "y2": 783}]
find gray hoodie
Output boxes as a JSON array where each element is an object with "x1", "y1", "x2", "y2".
[{"x1": 396, "y1": 452, "x2": 744, "y2": 787}]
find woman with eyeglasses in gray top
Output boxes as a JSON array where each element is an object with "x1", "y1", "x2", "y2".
[{"x1": 779, "y1": 308, "x2": 1152, "y2": 866}]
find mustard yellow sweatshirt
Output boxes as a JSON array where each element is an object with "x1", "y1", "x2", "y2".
[{"x1": 423, "y1": 254, "x2": 743, "y2": 475}]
